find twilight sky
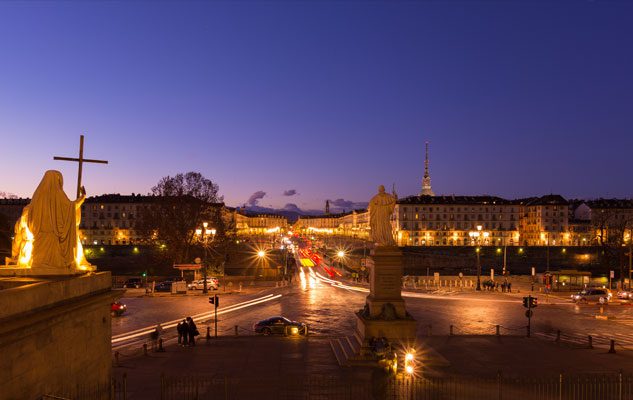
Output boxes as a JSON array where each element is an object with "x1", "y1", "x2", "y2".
[{"x1": 1, "y1": 2, "x2": 632, "y2": 210}]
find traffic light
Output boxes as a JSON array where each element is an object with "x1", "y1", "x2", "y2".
[
  {"x1": 142, "y1": 271, "x2": 147, "y2": 277},
  {"x1": 529, "y1": 297, "x2": 538, "y2": 308},
  {"x1": 523, "y1": 296, "x2": 538, "y2": 308},
  {"x1": 208, "y1": 295, "x2": 219, "y2": 307}
]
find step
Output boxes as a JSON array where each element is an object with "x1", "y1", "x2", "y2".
[{"x1": 329, "y1": 339, "x2": 347, "y2": 367}]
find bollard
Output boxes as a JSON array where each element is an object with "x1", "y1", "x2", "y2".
[
  {"x1": 427, "y1": 324, "x2": 432, "y2": 336},
  {"x1": 588, "y1": 335, "x2": 593, "y2": 349},
  {"x1": 206, "y1": 326, "x2": 211, "y2": 341},
  {"x1": 157, "y1": 338, "x2": 165, "y2": 352},
  {"x1": 235, "y1": 325, "x2": 239, "y2": 336},
  {"x1": 449, "y1": 325, "x2": 454, "y2": 336},
  {"x1": 496, "y1": 325, "x2": 500, "y2": 336},
  {"x1": 609, "y1": 339, "x2": 616, "y2": 354},
  {"x1": 143, "y1": 343, "x2": 148, "y2": 356},
  {"x1": 600, "y1": 306, "x2": 604, "y2": 315},
  {"x1": 526, "y1": 325, "x2": 530, "y2": 338},
  {"x1": 114, "y1": 351, "x2": 120, "y2": 367},
  {"x1": 556, "y1": 330, "x2": 561, "y2": 342}
]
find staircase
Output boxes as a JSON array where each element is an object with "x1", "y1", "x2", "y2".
[{"x1": 330, "y1": 331, "x2": 375, "y2": 367}]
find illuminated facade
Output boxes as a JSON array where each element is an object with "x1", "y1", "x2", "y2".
[{"x1": 233, "y1": 209, "x2": 289, "y2": 235}]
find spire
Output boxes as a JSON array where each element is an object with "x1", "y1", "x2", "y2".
[
  {"x1": 325, "y1": 199, "x2": 330, "y2": 215},
  {"x1": 420, "y1": 141, "x2": 435, "y2": 196},
  {"x1": 392, "y1": 183, "x2": 398, "y2": 201}
]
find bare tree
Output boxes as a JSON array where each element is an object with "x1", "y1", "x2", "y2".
[
  {"x1": 591, "y1": 202, "x2": 633, "y2": 286},
  {"x1": 137, "y1": 172, "x2": 227, "y2": 265}
]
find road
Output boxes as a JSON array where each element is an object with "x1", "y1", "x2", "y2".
[{"x1": 112, "y1": 271, "x2": 633, "y2": 352}]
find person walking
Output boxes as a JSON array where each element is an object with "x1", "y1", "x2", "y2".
[
  {"x1": 187, "y1": 317, "x2": 199, "y2": 347},
  {"x1": 177, "y1": 319, "x2": 186, "y2": 346},
  {"x1": 507, "y1": 282, "x2": 512, "y2": 293}
]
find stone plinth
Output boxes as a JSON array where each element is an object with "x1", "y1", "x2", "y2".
[
  {"x1": 0, "y1": 272, "x2": 117, "y2": 400},
  {"x1": 355, "y1": 246, "x2": 417, "y2": 342}
]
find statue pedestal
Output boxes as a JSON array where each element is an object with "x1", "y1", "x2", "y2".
[
  {"x1": 355, "y1": 246, "x2": 416, "y2": 342},
  {"x1": 1, "y1": 260, "x2": 95, "y2": 277}
]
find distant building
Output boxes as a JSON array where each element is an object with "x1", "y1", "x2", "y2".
[{"x1": 232, "y1": 209, "x2": 289, "y2": 236}]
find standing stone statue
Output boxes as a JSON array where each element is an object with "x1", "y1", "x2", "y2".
[
  {"x1": 6, "y1": 170, "x2": 92, "y2": 273},
  {"x1": 369, "y1": 185, "x2": 396, "y2": 246}
]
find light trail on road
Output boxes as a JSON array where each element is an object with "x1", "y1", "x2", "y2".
[
  {"x1": 112, "y1": 293, "x2": 282, "y2": 345},
  {"x1": 314, "y1": 272, "x2": 574, "y2": 305}
]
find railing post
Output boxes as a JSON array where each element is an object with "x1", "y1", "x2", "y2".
[
  {"x1": 160, "y1": 373, "x2": 164, "y2": 400},
  {"x1": 235, "y1": 325, "x2": 239, "y2": 336},
  {"x1": 123, "y1": 372, "x2": 127, "y2": 400},
  {"x1": 559, "y1": 372, "x2": 563, "y2": 400},
  {"x1": 143, "y1": 343, "x2": 148, "y2": 356},
  {"x1": 556, "y1": 330, "x2": 561, "y2": 342},
  {"x1": 619, "y1": 369, "x2": 623, "y2": 400},
  {"x1": 497, "y1": 370, "x2": 502, "y2": 400},
  {"x1": 114, "y1": 351, "x2": 120, "y2": 367},
  {"x1": 496, "y1": 325, "x2": 500, "y2": 336},
  {"x1": 609, "y1": 339, "x2": 616, "y2": 354},
  {"x1": 206, "y1": 326, "x2": 211, "y2": 341},
  {"x1": 449, "y1": 325, "x2": 453, "y2": 336},
  {"x1": 588, "y1": 335, "x2": 593, "y2": 349}
]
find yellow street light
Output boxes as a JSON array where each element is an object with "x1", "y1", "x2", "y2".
[
  {"x1": 257, "y1": 250, "x2": 266, "y2": 258},
  {"x1": 337, "y1": 250, "x2": 345, "y2": 258}
]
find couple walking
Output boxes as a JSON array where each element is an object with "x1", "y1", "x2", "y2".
[{"x1": 177, "y1": 317, "x2": 199, "y2": 346}]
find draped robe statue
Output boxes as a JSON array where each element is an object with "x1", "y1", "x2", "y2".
[
  {"x1": 6, "y1": 170, "x2": 92, "y2": 273},
  {"x1": 369, "y1": 185, "x2": 396, "y2": 246}
]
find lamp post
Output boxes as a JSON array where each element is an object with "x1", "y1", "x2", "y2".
[
  {"x1": 476, "y1": 247, "x2": 481, "y2": 291},
  {"x1": 195, "y1": 222, "x2": 216, "y2": 294},
  {"x1": 337, "y1": 250, "x2": 346, "y2": 276}
]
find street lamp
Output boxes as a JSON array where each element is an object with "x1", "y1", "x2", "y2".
[
  {"x1": 476, "y1": 247, "x2": 481, "y2": 291},
  {"x1": 195, "y1": 221, "x2": 216, "y2": 294}
]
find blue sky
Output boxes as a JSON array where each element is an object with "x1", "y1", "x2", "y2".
[{"x1": 1, "y1": 1, "x2": 632, "y2": 209}]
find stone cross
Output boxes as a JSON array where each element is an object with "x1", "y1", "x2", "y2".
[{"x1": 53, "y1": 134, "x2": 108, "y2": 198}]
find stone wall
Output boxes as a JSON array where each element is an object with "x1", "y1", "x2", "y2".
[{"x1": 0, "y1": 272, "x2": 116, "y2": 400}]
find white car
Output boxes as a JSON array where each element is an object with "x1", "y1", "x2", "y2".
[{"x1": 187, "y1": 278, "x2": 219, "y2": 290}]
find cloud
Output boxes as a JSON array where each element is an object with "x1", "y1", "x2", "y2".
[
  {"x1": 328, "y1": 198, "x2": 369, "y2": 212},
  {"x1": 283, "y1": 189, "x2": 298, "y2": 197},
  {"x1": 282, "y1": 203, "x2": 302, "y2": 212},
  {"x1": 247, "y1": 191, "x2": 266, "y2": 206}
]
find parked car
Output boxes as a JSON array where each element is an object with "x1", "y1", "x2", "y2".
[
  {"x1": 617, "y1": 290, "x2": 633, "y2": 300},
  {"x1": 111, "y1": 302, "x2": 127, "y2": 316},
  {"x1": 571, "y1": 288, "x2": 612, "y2": 303},
  {"x1": 188, "y1": 278, "x2": 219, "y2": 290},
  {"x1": 253, "y1": 316, "x2": 307, "y2": 335},
  {"x1": 123, "y1": 278, "x2": 142, "y2": 288},
  {"x1": 154, "y1": 281, "x2": 173, "y2": 292}
]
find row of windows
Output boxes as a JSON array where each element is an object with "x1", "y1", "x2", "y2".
[
  {"x1": 401, "y1": 222, "x2": 517, "y2": 230},
  {"x1": 400, "y1": 206, "x2": 518, "y2": 213},
  {"x1": 89, "y1": 204, "x2": 144, "y2": 211},
  {"x1": 83, "y1": 212, "x2": 135, "y2": 219},
  {"x1": 401, "y1": 214, "x2": 517, "y2": 222}
]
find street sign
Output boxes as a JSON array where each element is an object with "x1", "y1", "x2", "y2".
[
  {"x1": 525, "y1": 310, "x2": 533, "y2": 318},
  {"x1": 194, "y1": 257, "x2": 202, "y2": 264},
  {"x1": 610, "y1": 270, "x2": 615, "y2": 279}
]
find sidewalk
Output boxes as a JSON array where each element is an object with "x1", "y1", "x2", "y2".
[{"x1": 112, "y1": 331, "x2": 633, "y2": 399}]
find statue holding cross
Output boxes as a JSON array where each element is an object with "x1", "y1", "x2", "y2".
[{"x1": 2, "y1": 135, "x2": 107, "y2": 275}]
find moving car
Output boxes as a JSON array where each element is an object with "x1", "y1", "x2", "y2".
[
  {"x1": 154, "y1": 281, "x2": 173, "y2": 292},
  {"x1": 123, "y1": 278, "x2": 142, "y2": 288},
  {"x1": 253, "y1": 316, "x2": 307, "y2": 335},
  {"x1": 111, "y1": 302, "x2": 127, "y2": 317},
  {"x1": 188, "y1": 278, "x2": 219, "y2": 290},
  {"x1": 571, "y1": 288, "x2": 612, "y2": 303}
]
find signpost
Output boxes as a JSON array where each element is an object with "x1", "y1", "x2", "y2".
[
  {"x1": 209, "y1": 294, "x2": 219, "y2": 338},
  {"x1": 522, "y1": 295, "x2": 538, "y2": 337}
]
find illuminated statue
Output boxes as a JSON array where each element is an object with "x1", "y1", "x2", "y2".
[
  {"x1": 5, "y1": 170, "x2": 92, "y2": 273},
  {"x1": 369, "y1": 185, "x2": 396, "y2": 246}
]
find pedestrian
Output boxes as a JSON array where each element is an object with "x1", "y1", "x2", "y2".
[
  {"x1": 186, "y1": 317, "x2": 199, "y2": 346},
  {"x1": 150, "y1": 323, "x2": 163, "y2": 350},
  {"x1": 177, "y1": 319, "x2": 186, "y2": 345},
  {"x1": 507, "y1": 282, "x2": 512, "y2": 293}
]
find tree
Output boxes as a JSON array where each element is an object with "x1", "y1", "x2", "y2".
[
  {"x1": 137, "y1": 172, "x2": 227, "y2": 265},
  {"x1": 592, "y1": 203, "x2": 633, "y2": 286}
]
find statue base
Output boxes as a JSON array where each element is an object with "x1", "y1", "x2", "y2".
[
  {"x1": 355, "y1": 311, "x2": 417, "y2": 343},
  {"x1": 1, "y1": 261, "x2": 96, "y2": 277}
]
